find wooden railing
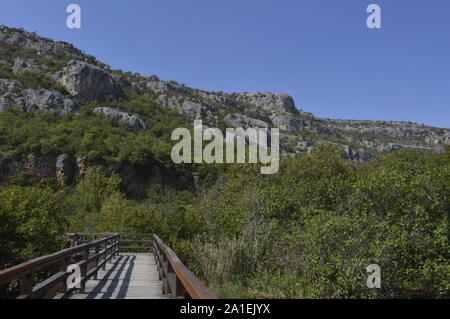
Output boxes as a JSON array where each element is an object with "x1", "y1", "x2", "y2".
[
  {"x1": 67, "y1": 233, "x2": 153, "y2": 251},
  {"x1": 0, "y1": 234, "x2": 119, "y2": 299},
  {"x1": 153, "y1": 234, "x2": 217, "y2": 299},
  {"x1": 0, "y1": 233, "x2": 216, "y2": 299},
  {"x1": 69, "y1": 233, "x2": 217, "y2": 299}
]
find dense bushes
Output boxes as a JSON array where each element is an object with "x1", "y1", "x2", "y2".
[
  {"x1": 1, "y1": 30, "x2": 446, "y2": 299},
  {"x1": 0, "y1": 145, "x2": 448, "y2": 299},
  {"x1": 0, "y1": 186, "x2": 67, "y2": 268},
  {"x1": 0, "y1": 186, "x2": 68, "y2": 297},
  {"x1": 188, "y1": 148, "x2": 449, "y2": 298}
]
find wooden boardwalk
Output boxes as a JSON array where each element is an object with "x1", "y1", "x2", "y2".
[
  {"x1": 0, "y1": 233, "x2": 216, "y2": 299},
  {"x1": 71, "y1": 253, "x2": 166, "y2": 299}
]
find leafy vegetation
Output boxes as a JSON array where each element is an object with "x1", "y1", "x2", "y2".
[
  {"x1": 0, "y1": 29, "x2": 448, "y2": 299},
  {"x1": 1, "y1": 145, "x2": 448, "y2": 298}
]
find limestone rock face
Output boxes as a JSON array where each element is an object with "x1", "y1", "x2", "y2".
[
  {"x1": 0, "y1": 79, "x2": 79, "y2": 114},
  {"x1": 13, "y1": 57, "x2": 40, "y2": 74},
  {"x1": 155, "y1": 94, "x2": 181, "y2": 110},
  {"x1": 197, "y1": 91, "x2": 237, "y2": 108},
  {"x1": 21, "y1": 88, "x2": 79, "y2": 114},
  {"x1": 179, "y1": 101, "x2": 219, "y2": 123},
  {"x1": 0, "y1": 155, "x2": 56, "y2": 183},
  {"x1": 343, "y1": 146, "x2": 374, "y2": 163},
  {"x1": 1, "y1": 25, "x2": 449, "y2": 170},
  {"x1": 76, "y1": 157, "x2": 88, "y2": 180},
  {"x1": 295, "y1": 141, "x2": 308, "y2": 152},
  {"x1": 0, "y1": 78, "x2": 21, "y2": 93},
  {"x1": 270, "y1": 115, "x2": 302, "y2": 132},
  {"x1": 0, "y1": 25, "x2": 85, "y2": 57},
  {"x1": 424, "y1": 133, "x2": 450, "y2": 145},
  {"x1": 146, "y1": 81, "x2": 189, "y2": 95},
  {"x1": 224, "y1": 113, "x2": 269, "y2": 129},
  {"x1": 94, "y1": 107, "x2": 147, "y2": 130},
  {"x1": 56, "y1": 154, "x2": 75, "y2": 185},
  {"x1": 232, "y1": 92, "x2": 297, "y2": 114},
  {"x1": 54, "y1": 60, "x2": 129, "y2": 101},
  {"x1": 180, "y1": 101, "x2": 202, "y2": 119},
  {"x1": 322, "y1": 119, "x2": 450, "y2": 146}
]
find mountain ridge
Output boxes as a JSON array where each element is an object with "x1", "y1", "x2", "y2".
[{"x1": 0, "y1": 24, "x2": 448, "y2": 183}]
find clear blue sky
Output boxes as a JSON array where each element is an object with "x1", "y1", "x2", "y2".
[{"x1": 1, "y1": 0, "x2": 449, "y2": 128}]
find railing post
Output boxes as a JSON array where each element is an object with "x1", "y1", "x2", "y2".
[
  {"x1": 174, "y1": 275, "x2": 186, "y2": 298},
  {"x1": 58, "y1": 257, "x2": 68, "y2": 294},
  {"x1": 162, "y1": 253, "x2": 169, "y2": 295},
  {"x1": 107, "y1": 239, "x2": 111, "y2": 262},
  {"x1": 110, "y1": 237, "x2": 114, "y2": 260},
  {"x1": 94, "y1": 244, "x2": 99, "y2": 280},
  {"x1": 116, "y1": 234, "x2": 120, "y2": 257},
  {"x1": 80, "y1": 249, "x2": 88, "y2": 293},
  {"x1": 72, "y1": 233, "x2": 78, "y2": 247},
  {"x1": 102, "y1": 240, "x2": 107, "y2": 270},
  {"x1": 167, "y1": 263, "x2": 185, "y2": 298},
  {"x1": 20, "y1": 272, "x2": 33, "y2": 298}
]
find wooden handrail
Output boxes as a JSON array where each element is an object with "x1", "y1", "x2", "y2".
[
  {"x1": 1, "y1": 233, "x2": 216, "y2": 299},
  {"x1": 0, "y1": 233, "x2": 120, "y2": 299},
  {"x1": 153, "y1": 234, "x2": 217, "y2": 299},
  {"x1": 67, "y1": 233, "x2": 153, "y2": 251}
]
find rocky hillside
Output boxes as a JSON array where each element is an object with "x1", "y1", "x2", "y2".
[{"x1": 0, "y1": 25, "x2": 448, "y2": 193}]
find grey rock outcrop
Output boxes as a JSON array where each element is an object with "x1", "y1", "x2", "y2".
[
  {"x1": 232, "y1": 92, "x2": 297, "y2": 114},
  {"x1": 54, "y1": 60, "x2": 129, "y2": 101},
  {"x1": 2, "y1": 25, "x2": 449, "y2": 168},
  {"x1": 295, "y1": 141, "x2": 308, "y2": 152},
  {"x1": 56, "y1": 154, "x2": 75, "y2": 185},
  {"x1": 155, "y1": 94, "x2": 182, "y2": 110},
  {"x1": 0, "y1": 155, "x2": 56, "y2": 183},
  {"x1": 271, "y1": 115, "x2": 302, "y2": 132},
  {"x1": 94, "y1": 107, "x2": 147, "y2": 130},
  {"x1": 0, "y1": 79, "x2": 78, "y2": 114},
  {"x1": 179, "y1": 100, "x2": 219, "y2": 123},
  {"x1": 180, "y1": 101, "x2": 202, "y2": 119},
  {"x1": 146, "y1": 81, "x2": 189, "y2": 95},
  {"x1": 0, "y1": 25, "x2": 85, "y2": 58},
  {"x1": 197, "y1": 91, "x2": 237, "y2": 108},
  {"x1": 224, "y1": 113, "x2": 269, "y2": 129},
  {"x1": 0, "y1": 78, "x2": 21, "y2": 93},
  {"x1": 322, "y1": 118, "x2": 450, "y2": 146},
  {"x1": 21, "y1": 88, "x2": 78, "y2": 114},
  {"x1": 13, "y1": 57, "x2": 40, "y2": 74},
  {"x1": 343, "y1": 146, "x2": 374, "y2": 163},
  {"x1": 424, "y1": 133, "x2": 450, "y2": 145}
]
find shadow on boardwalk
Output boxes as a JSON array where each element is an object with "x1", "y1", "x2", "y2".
[{"x1": 71, "y1": 253, "x2": 166, "y2": 299}]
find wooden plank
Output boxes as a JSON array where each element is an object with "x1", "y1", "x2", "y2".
[
  {"x1": 70, "y1": 253, "x2": 166, "y2": 299},
  {"x1": 120, "y1": 240, "x2": 153, "y2": 243},
  {"x1": 2, "y1": 232, "x2": 216, "y2": 300},
  {"x1": 32, "y1": 271, "x2": 67, "y2": 299},
  {"x1": 119, "y1": 246, "x2": 152, "y2": 250}
]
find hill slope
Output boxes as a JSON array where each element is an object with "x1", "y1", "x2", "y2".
[{"x1": 0, "y1": 25, "x2": 448, "y2": 193}]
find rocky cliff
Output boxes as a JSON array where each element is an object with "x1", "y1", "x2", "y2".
[{"x1": 0, "y1": 25, "x2": 448, "y2": 192}]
